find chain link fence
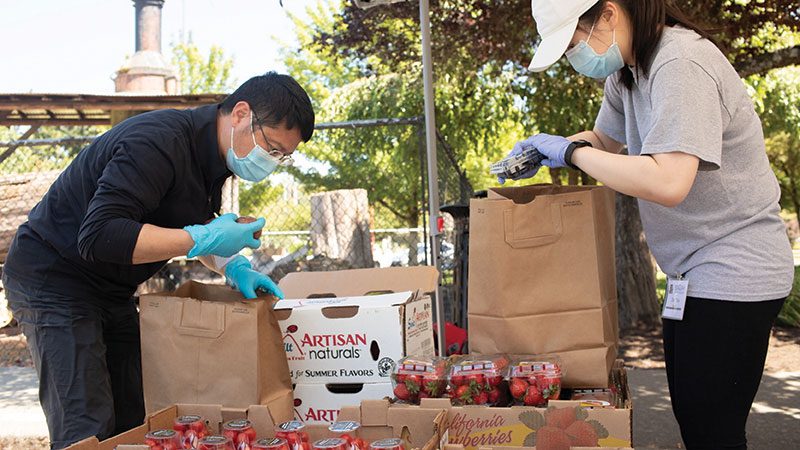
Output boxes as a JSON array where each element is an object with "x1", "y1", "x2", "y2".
[{"x1": 0, "y1": 119, "x2": 473, "y2": 366}]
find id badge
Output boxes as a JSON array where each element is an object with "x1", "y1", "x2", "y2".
[{"x1": 662, "y1": 276, "x2": 689, "y2": 321}]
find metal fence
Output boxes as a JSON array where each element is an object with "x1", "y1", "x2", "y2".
[{"x1": 0, "y1": 119, "x2": 473, "y2": 366}]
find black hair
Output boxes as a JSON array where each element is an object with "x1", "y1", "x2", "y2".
[
  {"x1": 221, "y1": 72, "x2": 315, "y2": 142},
  {"x1": 579, "y1": 0, "x2": 722, "y2": 89}
]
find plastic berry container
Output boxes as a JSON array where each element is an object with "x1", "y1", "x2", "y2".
[
  {"x1": 223, "y1": 419, "x2": 257, "y2": 450},
  {"x1": 507, "y1": 356, "x2": 564, "y2": 407},
  {"x1": 448, "y1": 354, "x2": 509, "y2": 406},
  {"x1": 253, "y1": 437, "x2": 292, "y2": 450},
  {"x1": 328, "y1": 422, "x2": 367, "y2": 450},
  {"x1": 312, "y1": 438, "x2": 349, "y2": 450},
  {"x1": 173, "y1": 415, "x2": 208, "y2": 449},
  {"x1": 368, "y1": 438, "x2": 405, "y2": 450},
  {"x1": 145, "y1": 429, "x2": 181, "y2": 450},
  {"x1": 392, "y1": 356, "x2": 449, "y2": 404},
  {"x1": 198, "y1": 435, "x2": 236, "y2": 450},
  {"x1": 275, "y1": 420, "x2": 310, "y2": 450}
]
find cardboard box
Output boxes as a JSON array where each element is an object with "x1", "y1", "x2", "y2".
[
  {"x1": 276, "y1": 267, "x2": 439, "y2": 385},
  {"x1": 435, "y1": 362, "x2": 632, "y2": 450},
  {"x1": 293, "y1": 382, "x2": 393, "y2": 425},
  {"x1": 66, "y1": 400, "x2": 446, "y2": 450}
]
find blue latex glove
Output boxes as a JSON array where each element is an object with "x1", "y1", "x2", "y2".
[
  {"x1": 498, "y1": 133, "x2": 573, "y2": 184},
  {"x1": 184, "y1": 213, "x2": 265, "y2": 258},
  {"x1": 225, "y1": 255, "x2": 284, "y2": 299},
  {"x1": 529, "y1": 133, "x2": 571, "y2": 168}
]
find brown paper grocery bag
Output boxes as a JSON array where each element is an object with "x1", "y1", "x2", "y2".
[
  {"x1": 468, "y1": 184, "x2": 618, "y2": 387},
  {"x1": 140, "y1": 281, "x2": 293, "y2": 417}
]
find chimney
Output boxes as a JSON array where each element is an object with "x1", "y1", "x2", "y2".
[
  {"x1": 135, "y1": 0, "x2": 164, "y2": 53},
  {"x1": 114, "y1": 0, "x2": 179, "y2": 95}
]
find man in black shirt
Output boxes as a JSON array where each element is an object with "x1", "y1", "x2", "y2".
[{"x1": 1, "y1": 72, "x2": 314, "y2": 448}]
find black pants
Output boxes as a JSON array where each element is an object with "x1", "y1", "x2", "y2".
[
  {"x1": 2, "y1": 273, "x2": 145, "y2": 449},
  {"x1": 663, "y1": 296, "x2": 785, "y2": 450}
]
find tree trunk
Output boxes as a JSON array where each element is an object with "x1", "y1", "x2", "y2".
[
  {"x1": 310, "y1": 189, "x2": 374, "y2": 268},
  {"x1": 615, "y1": 193, "x2": 661, "y2": 329}
]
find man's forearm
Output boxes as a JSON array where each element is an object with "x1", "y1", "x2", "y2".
[{"x1": 132, "y1": 224, "x2": 194, "y2": 264}]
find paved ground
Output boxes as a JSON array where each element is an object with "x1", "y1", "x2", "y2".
[
  {"x1": 628, "y1": 369, "x2": 800, "y2": 449},
  {"x1": 1, "y1": 366, "x2": 798, "y2": 449},
  {"x1": 0, "y1": 366, "x2": 48, "y2": 437}
]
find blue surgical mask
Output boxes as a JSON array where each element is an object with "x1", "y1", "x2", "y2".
[
  {"x1": 225, "y1": 113, "x2": 280, "y2": 182},
  {"x1": 565, "y1": 23, "x2": 625, "y2": 79}
]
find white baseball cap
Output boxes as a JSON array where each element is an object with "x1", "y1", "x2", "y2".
[{"x1": 528, "y1": 0, "x2": 599, "y2": 71}]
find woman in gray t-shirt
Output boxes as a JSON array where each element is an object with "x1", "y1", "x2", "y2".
[{"x1": 507, "y1": 0, "x2": 794, "y2": 448}]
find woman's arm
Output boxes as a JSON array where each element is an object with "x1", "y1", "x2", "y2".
[
  {"x1": 568, "y1": 128, "x2": 625, "y2": 154},
  {"x1": 571, "y1": 146, "x2": 699, "y2": 207}
]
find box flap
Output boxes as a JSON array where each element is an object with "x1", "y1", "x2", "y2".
[
  {"x1": 279, "y1": 266, "x2": 439, "y2": 298},
  {"x1": 274, "y1": 291, "x2": 415, "y2": 310}
]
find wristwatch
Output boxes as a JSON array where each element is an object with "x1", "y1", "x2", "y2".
[{"x1": 564, "y1": 140, "x2": 592, "y2": 170}]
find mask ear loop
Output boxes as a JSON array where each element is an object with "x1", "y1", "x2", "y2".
[
  {"x1": 250, "y1": 111, "x2": 258, "y2": 147},
  {"x1": 587, "y1": 19, "x2": 597, "y2": 42}
]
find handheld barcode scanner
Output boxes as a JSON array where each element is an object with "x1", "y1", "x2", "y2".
[{"x1": 489, "y1": 145, "x2": 547, "y2": 180}]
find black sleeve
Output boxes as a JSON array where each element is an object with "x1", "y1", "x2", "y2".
[{"x1": 77, "y1": 134, "x2": 185, "y2": 264}]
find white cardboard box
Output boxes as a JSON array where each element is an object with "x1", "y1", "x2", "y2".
[
  {"x1": 276, "y1": 267, "x2": 438, "y2": 385},
  {"x1": 292, "y1": 382, "x2": 393, "y2": 425}
]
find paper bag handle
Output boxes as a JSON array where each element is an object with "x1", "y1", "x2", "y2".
[
  {"x1": 173, "y1": 301, "x2": 226, "y2": 338},
  {"x1": 503, "y1": 200, "x2": 563, "y2": 248}
]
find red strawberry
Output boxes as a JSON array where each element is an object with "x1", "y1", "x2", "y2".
[
  {"x1": 455, "y1": 384, "x2": 473, "y2": 405},
  {"x1": 394, "y1": 374, "x2": 407, "y2": 384},
  {"x1": 487, "y1": 387, "x2": 501, "y2": 404},
  {"x1": 474, "y1": 391, "x2": 489, "y2": 405},
  {"x1": 523, "y1": 386, "x2": 544, "y2": 406},
  {"x1": 536, "y1": 426, "x2": 572, "y2": 450},
  {"x1": 394, "y1": 383, "x2": 411, "y2": 401},
  {"x1": 406, "y1": 375, "x2": 423, "y2": 387},
  {"x1": 486, "y1": 375, "x2": 503, "y2": 387},
  {"x1": 564, "y1": 421, "x2": 599, "y2": 446},
  {"x1": 450, "y1": 375, "x2": 465, "y2": 386},
  {"x1": 466, "y1": 373, "x2": 485, "y2": 388},
  {"x1": 546, "y1": 407, "x2": 577, "y2": 429},
  {"x1": 509, "y1": 378, "x2": 529, "y2": 400},
  {"x1": 418, "y1": 391, "x2": 431, "y2": 400}
]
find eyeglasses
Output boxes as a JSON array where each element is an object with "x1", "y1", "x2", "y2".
[{"x1": 251, "y1": 110, "x2": 294, "y2": 167}]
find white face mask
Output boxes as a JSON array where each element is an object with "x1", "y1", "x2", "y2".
[
  {"x1": 225, "y1": 112, "x2": 280, "y2": 182},
  {"x1": 565, "y1": 20, "x2": 625, "y2": 79}
]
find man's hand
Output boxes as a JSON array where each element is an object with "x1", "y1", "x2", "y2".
[
  {"x1": 183, "y1": 213, "x2": 265, "y2": 258},
  {"x1": 224, "y1": 255, "x2": 284, "y2": 300}
]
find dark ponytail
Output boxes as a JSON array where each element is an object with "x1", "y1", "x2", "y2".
[{"x1": 579, "y1": 0, "x2": 722, "y2": 89}]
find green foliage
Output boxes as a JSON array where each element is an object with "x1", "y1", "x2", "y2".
[
  {"x1": 239, "y1": 178, "x2": 311, "y2": 232},
  {"x1": 778, "y1": 265, "x2": 800, "y2": 327},
  {"x1": 171, "y1": 38, "x2": 235, "y2": 94},
  {"x1": 747, "y1": 67, "x2": 800, "y2": 219}
]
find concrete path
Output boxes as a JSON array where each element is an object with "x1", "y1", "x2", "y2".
[
  {"x1": 628, "y1": 368, "x2": 800, "y2": 449},
  {"x1": 0, "y1": 366, "x2": 48, "y2": 437},
  {"x1": 1, "y1": 366, "x2": 798, "y2": 449}
]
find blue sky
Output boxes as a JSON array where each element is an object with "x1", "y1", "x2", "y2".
[{"x1": 0, "y1": 0, "x2": 318, "y2": 94}]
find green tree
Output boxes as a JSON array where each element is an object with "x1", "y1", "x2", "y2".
[
  {"x1": 748, "y1": 67, "x2": 800, "y2": 223},
  {"x1": 171, "y1": 38, "x2": 236, "y2": 94}
]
